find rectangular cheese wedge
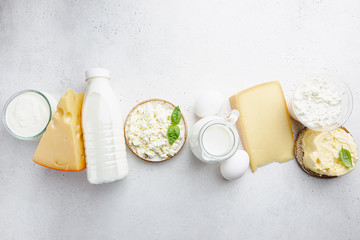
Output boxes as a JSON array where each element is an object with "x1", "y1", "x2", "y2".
[
  {"x1": 33, "y1": 89, "x2": 85, "y2": 171},
  {"x1": 229, "y1": 81, "x2": 294, "y2": 172}
]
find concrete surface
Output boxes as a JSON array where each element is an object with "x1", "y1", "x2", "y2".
[{"x1": 1, "y1": 0, "x2": 360, "y2": 239}]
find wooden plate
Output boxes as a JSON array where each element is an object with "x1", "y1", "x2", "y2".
[{"x1": 124, "y1": 98, "x2": 187, "y2": 162}]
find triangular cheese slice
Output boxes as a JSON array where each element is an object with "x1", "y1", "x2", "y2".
[{"x1": 33, "y1": 89, "x2": 86, "y2": 171}]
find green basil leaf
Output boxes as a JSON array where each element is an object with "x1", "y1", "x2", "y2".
[
  {"x1": 167, "y1": 125, "x2": 180, "y2": 145},
  {"x1": 339, "y1": 147, "x2": 353, "y2": 168},
  {"x1": 171, "y1": 106, "x2": 181, "y2": 125}
]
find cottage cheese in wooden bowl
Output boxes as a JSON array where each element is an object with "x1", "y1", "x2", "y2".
[{"x1": 124, "y1": 99, "x2": 187, "y2": 162}]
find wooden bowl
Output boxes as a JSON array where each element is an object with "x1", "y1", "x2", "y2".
[{"x1": 124, "y1": 98, "x2": 187, "y2": 163}]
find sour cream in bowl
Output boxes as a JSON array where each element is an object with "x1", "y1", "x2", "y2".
[{"x1": 2, "y1": 90, "x2": 56, "y2": 141}]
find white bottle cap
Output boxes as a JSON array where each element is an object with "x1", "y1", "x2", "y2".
[{"x1": 85, "y1": 68, "x2": 110, "y2": 80}]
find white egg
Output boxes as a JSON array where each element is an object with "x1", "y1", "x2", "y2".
[
  {"x1": 194, "y1": 90, "x2": 225, "y2": 118},
  {"x1": 220, "y1": 150, "x2": 249, "y2": 181}
]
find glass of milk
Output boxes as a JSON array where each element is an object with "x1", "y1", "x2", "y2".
[
  {"x1": 189, "y1": 110, "x2": 240, "y2": 163},
  {"x1": 2, "y1": 90, "x2": 56, "y2": 141}
]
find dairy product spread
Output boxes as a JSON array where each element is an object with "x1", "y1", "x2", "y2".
[
  {"x1": 229, "y1": 81, "x2": 294, "y2": 172},
  {"x1": 125, "y1": 100, "x2": 185, "y2": 160},
  {"x1": 292, "y1": 78, "x2": 343, "y2": 129},
  {"x1": 302, "y1": 128, "x2": 358, "y2": 176}
]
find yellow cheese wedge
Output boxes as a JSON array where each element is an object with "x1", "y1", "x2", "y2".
[
  {"x1": 230, "y1": 81, "x2": 294, "y2": 172},
  {"x1": 33, "y1": 89, "x2": 85, "y2": 171}
]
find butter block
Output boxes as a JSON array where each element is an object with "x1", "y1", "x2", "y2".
[
  {"x1": 33, "y1": 89, "x2": 85, "y2": 171},
  {"x1": 229, "y1": 81, "x2": 294, "y2": 172},
  {"x1": 302, "y1": 128, "x2": 357, "y2": 177}
]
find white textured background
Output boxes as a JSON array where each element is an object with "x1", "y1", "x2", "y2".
[{"x1": 1, "y1": 0, "x2": 360, "y2": 239}]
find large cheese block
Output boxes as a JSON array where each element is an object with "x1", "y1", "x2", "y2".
[
  {"x1": 33, "y1": 89, "x2": 86, "y2": 171},
  {"x1": 229, "y1": 81, "x2": 294, "y2": 172}
]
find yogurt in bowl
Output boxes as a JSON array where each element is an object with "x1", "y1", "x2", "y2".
[
  {"x1": 2, "y1": 90, "x2": 57, "y2": 141},
  {"x1": 288, "y1": 74, "x2": 353, "y2": 131}
]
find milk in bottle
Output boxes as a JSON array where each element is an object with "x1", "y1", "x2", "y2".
[{"x1": 82, "y1": 68, "x2": 129, "y2": 184}]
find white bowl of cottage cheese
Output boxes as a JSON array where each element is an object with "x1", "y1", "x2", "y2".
[
  {"x1": 124, "y1": 99, "x2": 187, "y2": 162},
  {"x1": 289, "y1": 74, "x2": 353, "y2": 131}
]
